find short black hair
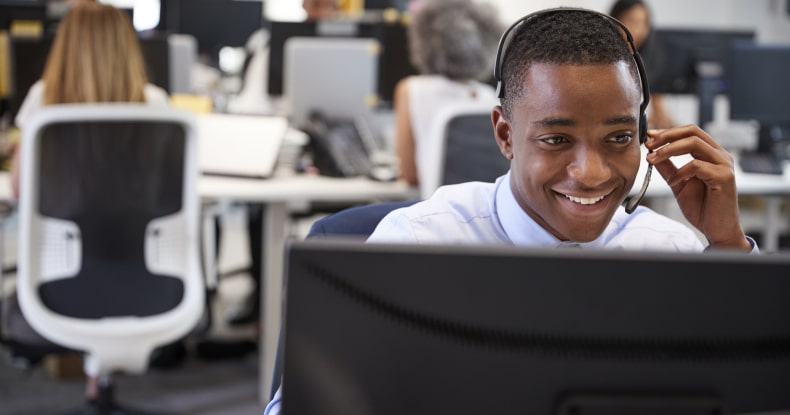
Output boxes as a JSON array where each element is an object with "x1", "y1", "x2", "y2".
[{"x1": 500, "y1": 9, "x2": 640, "y2": 117}]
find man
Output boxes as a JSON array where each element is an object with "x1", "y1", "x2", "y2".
[
  {"x1": 264, "y1": 7, "x2": 755, "y2": 415},
  {"x1": 367, "y1": 8, "x2": 754, "y2": 252}
]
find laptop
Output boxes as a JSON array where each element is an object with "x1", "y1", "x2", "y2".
[
  {"x1": 197, "y1": 113, "x2": 288, "y2": 179},
  {"x1": 284, "y1": 37, "x2": 379, "y2": 127}
]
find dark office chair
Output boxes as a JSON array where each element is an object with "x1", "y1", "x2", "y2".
[
  {"x1": 420, "y1": 99, "x2": 509, "y2": 199},
  {"x1": 15, "y1": 104, "x2": 205, "y2": 415},
  {"x1": 306, "y1": 199, "x2": 420, "y2": 238},
  {"x1": 441, "y1": 112, "x2": 510, "y2": 185}
]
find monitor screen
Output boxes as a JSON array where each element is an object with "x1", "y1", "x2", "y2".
[
  {"x1": 728, "y1": 42, "x2": 790, "y2": 156},
  {"x1": 643, "y1": 29, "x2": 754, "y2": 94},
  {"x1": 282, "y1": 240, "x2": 790, "y2": 415},
  {"x1": 8, "y1": 34, "x2": 170, "y2": 125},
  {"x1": 267, "y1": 20, "x2": 417, "y2": 104},
  {"x1": 728, "y1": 43, "x2": 790, "y2": 125}
]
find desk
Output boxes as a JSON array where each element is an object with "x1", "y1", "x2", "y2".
[
  {"x1": 633, "y1": 151, "x2": 790, "y2": 252},
  {"x1": 199, "y1": 173, "x2": 415, "y2": 401}
]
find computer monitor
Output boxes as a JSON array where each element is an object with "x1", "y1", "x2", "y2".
[
  {"x1": 363, "y1": 0, "x2": 409, "y2": 11},
  {"x1": 7, "y1": 34, "x2": 170, "y2": 125},
  {"x1": 267, "y1": 20, "x2": 417, "y2": 105},
  {"x1": 728, "y1": 43, "x2": 790, "y2": 157},
  {"x1": 644, "y1": 29, "x2": 754, "y2": 126},
  {"x1": 282, "y1": 240, "x2": 790, "y2": 415},
  {"x1": 0, "y1": 2, "x2": 46, "y2": 31},
  {"x1": 161, "y1": 0, "x2": 262, "y2": 67},
  {"x1": 644, "y1": 29, "x2": 754, "y2": 94}
]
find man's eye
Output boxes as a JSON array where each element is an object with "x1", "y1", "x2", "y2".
[
  {"x1": 609, "y1": 134, "x2": 633, "y2": 144},
  {"x1": 540, "y1": 136, "x2": 568, "y2": 145}
]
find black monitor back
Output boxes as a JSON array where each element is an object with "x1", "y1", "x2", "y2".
[
  {"x1": 728, "y1": 43, "x2": 790, "y2": 125},
  {"x1": 644, "y1": 29, "x2": 754, "y2": 94},
  {"x1": 0, "y1": 2, "x2": 46, "y2": 30},
  {"x1": 161, "y1": 0, "x2": 262, "y2": 66},
  {"x1": 283, "y1": 241, "x2": 790, "y2": 415},
  {"x1": 728, "y1": 43, "x2": 790, "y2": 157}
]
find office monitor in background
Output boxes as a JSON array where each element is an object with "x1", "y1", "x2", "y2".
[
  {"x1": 282, "y1": 240, "x2": 790, "y2": 415},
  {"x1": 267, "y1": 20, "x2": 417, "y2": 105},
  {"x1": 160, "y1": 0, "x2": 261, "y2": 67},
  {"x1": 644, "y1": 29, "x2": 754, "y2": 126},
  {"x1": 7, "y1": 34, "x2": 170, "y2": 125},
  {"x1": 0, "y1": 2, "x2": 46, "y2": 31},
  {"x1": 728, "y1": 43, "x2": 790, "y2": 161}
]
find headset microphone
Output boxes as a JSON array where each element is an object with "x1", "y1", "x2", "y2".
[{"x1": 624, "y1": 161, "x2": 653, "y2": 214}]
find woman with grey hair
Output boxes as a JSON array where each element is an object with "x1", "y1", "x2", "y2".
[{"x1": 394, "y1": 0, "x2": 503, "y2": 195}]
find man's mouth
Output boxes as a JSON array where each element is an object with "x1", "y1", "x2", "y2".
[{"x1": 563, "y1": 194, "x2": 607, "y2": 205}]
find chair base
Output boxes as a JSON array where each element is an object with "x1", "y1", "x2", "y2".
[
  {"x1": 65, "y1": 402, "x2": 158, "y2": 415},
  {"x1": 63, "y1": 382, "x2": 173, "y2": 415}
]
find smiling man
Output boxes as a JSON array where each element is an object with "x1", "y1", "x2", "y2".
[
  {"x1": 366, "y1": 8, "x2": 754, "y2": 252},
  {"x1": 264, "y1": 7, "x2": 756, "y2": 414}
]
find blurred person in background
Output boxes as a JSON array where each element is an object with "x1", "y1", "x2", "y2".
[
  {"x1": 8, "y1": 1, "x2": 169, "y2": 403},
  {"x1": 11, "y1": 1, "x2": 168, "y2": 196},
  {"x1": 393, "y1": 0, "x2": 503, "y2": 196},
  {"x1": 609, "y1": 0, "x2": 676, "y2": 129}
]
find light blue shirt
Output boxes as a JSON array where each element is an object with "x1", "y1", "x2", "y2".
[
  {"x1": 367, "y1": 171, "x2": 706, "y2": 251},
  {"x1": 264, "y1": 386, "x2": 281, "y2": 415}
]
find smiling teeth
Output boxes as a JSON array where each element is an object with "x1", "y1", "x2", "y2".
[{"x1": 565, "y1": 194, "x2": 606, "y2": 205}]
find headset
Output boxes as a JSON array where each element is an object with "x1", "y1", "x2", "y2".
[{"x1": 492, "y1": 8, "x2": 652, "y2": 214}]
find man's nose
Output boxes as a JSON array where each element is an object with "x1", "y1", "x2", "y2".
[{"x1": 567, "y1": 147, "x2": 612, "y2": 186}]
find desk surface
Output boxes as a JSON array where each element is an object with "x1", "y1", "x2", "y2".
[
  {"x1": 0, "y1": 171, "x2": 414, "y2": 203},
  {"x1": 200, "y1": 173, "x2": 414, "y2": 203}
]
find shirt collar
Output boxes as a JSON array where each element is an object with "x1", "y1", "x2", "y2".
[{"x1": 495, "y1": 170, "x2": 618, "y2": 249}]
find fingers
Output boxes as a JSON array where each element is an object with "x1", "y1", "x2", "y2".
[
  {"x1": 645, "y1": 124, "x2": 719, "y2": 150},
  {"x1": 665, "y1": 158, "x2": 736, "y2": 189},
  {"x1": 645, "y1": 125, "x2": 734, "y2": 168},
  {"x1": 644, "y1": 124, "x2": 736, "y2": 192}
]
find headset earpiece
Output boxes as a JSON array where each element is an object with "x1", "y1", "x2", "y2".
[{"x1": 639, "y1": 112, "x2": 648, "y2": 144}]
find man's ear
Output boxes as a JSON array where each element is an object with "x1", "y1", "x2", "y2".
[{"x1": 492, "y1": 105, "x2": 513, "y2": 160}]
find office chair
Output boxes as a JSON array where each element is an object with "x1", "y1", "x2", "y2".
[
  {"x1": 420, "y1": 98, "x2": 509, "y2": 199},
  {"x1": 306, "y1": 199, "x2": 419, "y2": 238},
  {"x1": 15, "y1": 104, "x2": 205, "y2": 415}
]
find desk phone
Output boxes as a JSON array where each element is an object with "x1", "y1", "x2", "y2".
[{"x1": 300, "y1": 113, "x2": 392, "y2": 179}]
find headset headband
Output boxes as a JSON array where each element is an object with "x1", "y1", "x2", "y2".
[{"x1": 493, "y1": 7, "x2": 650, "y2": 119}]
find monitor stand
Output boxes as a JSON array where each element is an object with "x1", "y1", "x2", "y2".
[
  {"x1": 756, "y1": 123, "x2": 790, "y2": 158},
  {"x1": 739, "y1": 123, "x2": 790, "y2": 175},
  {"x1": 695, "y1": 62, "x2": 722, "y2": 127}
]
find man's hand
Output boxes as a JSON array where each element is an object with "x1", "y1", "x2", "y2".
[{"x1": 645, "y1": 125, "x2": 751, "y2": 251}]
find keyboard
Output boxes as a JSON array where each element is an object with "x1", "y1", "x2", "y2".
[{"x1": 739, "y1": 153, "x2": 785, "y2": 175}]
